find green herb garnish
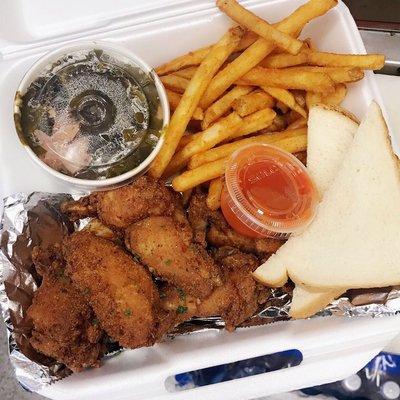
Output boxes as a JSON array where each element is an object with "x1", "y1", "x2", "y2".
[
  {"x1": 124, "y1": 308, "x2": 132, "y2": 317},
  {"x1": 164, "y1": 259, "x2": 172, "y2": 266},
  {"x1": 92, "y1": 318, "x2": 99, "y2": 327},
  {"x1": 177, "y1": 305, "x2": 188, "y2": 314},
  {"x1": 82, "y1": 288, "x2": 91, "y2": 296},
  {"x1": 177, "y1": 288, "x2": 186, "y2": 300},
  {"x1": 159, "y1": 292, "x2": 166, "y2": 299}
]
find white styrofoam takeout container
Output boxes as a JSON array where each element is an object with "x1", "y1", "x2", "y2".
[{"x1": 1, "y1": 1, "x2": 400, "y2": 399}]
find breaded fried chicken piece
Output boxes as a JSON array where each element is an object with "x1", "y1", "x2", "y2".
[
  {"x1": 61, "y1": 176, "x2": 176, "y2": 230},
  {"x1": 125, "y1": 216, "x2": 222, "y2": 299},
  {"x1": 161, "y1": 247, "x2": 262, "y2": 331},
  {"x1": 207, "y1": 219, "x2": 284, "y2": 255},
  {"x1": 27, "y1": 245, "x2": 104, "y2": 372},
  {"x1": 63, "y1": 231, "x2": 165, "y2": 348},
  {"x1": 188, "y1": 190, "x2": 284, "y2": 255}
]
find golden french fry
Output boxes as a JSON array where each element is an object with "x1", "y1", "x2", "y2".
[
  {"x1": 261, "y1": 51, "x2": 309, "y2": 68},
  {"x1": 286, "y1": 110, "x2": 303, "y2": 125},
  {"x1": 261, "y1": 122, "x2": 278, "y2": 133},
  {"x1": 189, "y1": 128, "x2": 307, "y2": 169},
  {"x1": 303, "y1": 37, "x2": 317, "y2": 51},
  {"x1": 181, "y1": 134, "x2": 308, "y2": 189},
  {"x1": 228, "y1": 108, "x2": 276, "y2": 140},
  {"x1": 155, "y1": 30, "x2": 258, "y2": 76},
  {"x1": 263, "y1": 87, "x2": 307, "y2": 118},
  {"x1": 200, "y1": 0, "x2": 338, "y2": 108},
  {"x1": 202, "y1": 85, "x2": 253, "y2": 130},
  {"x1": 176, "y1": 134, "x2": 308, "y2": 191},
  {"x1": 178, "y1": 107, "x2": 276, "y2": 148},
  {"x1": 232, "y1": 90, "x2": 275, "y2": 117},
  {"x1": 305, "y1": 91, "x2": 323, "y2": 109},
  {"x1": 237, "y1": 29, "x2": 259, "y2": 50},
  {"x1": 292, "y1": 66, "x2": 364, "y2": 83},
  {"x1": 206, "y1": 178, "x2": 224, "y2": 210},
  {"x1": 277, "y1": 0, "x2": 337, "y2": 36},
  {"x1": 270, "y1": 135, "x2": 308, "y2": 153},
  {"x1": 156, "y1": 47, "x2": 211, "y2": 76},
  {"x1": 321, "y1": 83, "x2": 347, "y2": 105},
  {"x1": 292, "y1": 90, "x2": 306, "y2": 107},
  {"x1": 149, "y1": 27, "x2": 244, "y2": 179},
  {"x1": 199, "y1": 38, "x2": 275, "y2": 109},
  {"x1": 164, "y1": 112, "x2": 242, "y2": 177},
  {"x1": 272, "y1": 114, "x2": 288, "y2": 131},
  {"x1": 172, "y1": 158, "x2": 227, "y2": 192},
  {"x1": 174, "y1": 66, "x2": 198, "y2": 79},
  {"x1": 166, "y1": 88, "x2": 182, "y2": 109},
  {"x1": 177, "y1": 133, "x2": 196, "y2": 150},
  {"x1": 287, "y1": 117, "x2": 308, "y2": 130},
  {"x1": 217, "y1": 0, "x2": 303, "y2": 55},
  {"x1": 307, "y1": 52, "x2": 385, "y2": 70},
  {"x1": 237, "y1": 66, "x2": 335, "y2": 92},
  {"x1": 276, "y1": 101, "x2": 289, "y2": 114},
  {"x1": 166, "y1": 88, "x2": 183, "y2": 109},
  {"x1": 160, "y1": 75, "x2": 190, "y2": 94},
  {"x1": 166, "y1": 89, "x2": 204, "y2": 121}
]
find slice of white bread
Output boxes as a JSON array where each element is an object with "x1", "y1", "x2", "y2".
[
  {"x1": 307, "y1": 104, "x2": 359, "y2": 194},
  {"x1": 288, "y1": 105, "x2": 358, "y2": 318},
  {"x1": 289, "y1": 285, "x2": 342, "y2": 319},
  {"x1": 257, "y1": 102, "x2": 400, "y2": 290},
  {"x1": 253, "y1": 104, "x2": 359, "y2": 288}
]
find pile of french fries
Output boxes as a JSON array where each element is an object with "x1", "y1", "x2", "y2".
[{"x1": 149, "y1": 0, "x2": 385, "y2": 211}]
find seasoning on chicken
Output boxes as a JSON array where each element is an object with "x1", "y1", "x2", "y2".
[
  {"x1": 125, "y1": 216, "x2": 222, "y2": 299},
  {"x1": 63, "y1": 231, "x2": 167, "y2": 348},
  {"x1": 27, "y1": 245, "x2": 104, "y2": 372},
  {"x1": 161, "y1": 247, "x2": 264, "y2": 331}
]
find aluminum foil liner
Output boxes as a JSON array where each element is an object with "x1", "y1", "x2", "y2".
[{"x1": 1, "y1": 192, "x2": 400, "y2": 392}]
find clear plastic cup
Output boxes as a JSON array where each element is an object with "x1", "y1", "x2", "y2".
[
  {"x1": 221, "y1": 143, "x2": 318, "y2": 238},
  {"x1": 14, "y1": 41, "x2": 169, "y2": 190}
]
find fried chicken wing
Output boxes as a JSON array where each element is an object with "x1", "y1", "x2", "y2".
[
  {"x1": 27, "y1": 245, "x2": 104, "y2": 372},
  {"x1": 63, "y1": 231, "x2": 164, "y2": 348},
  {"x1": 161, "y1": 247, "x2": 263, "y2": 331},
  {"x1": 61, "y1": 176, "x2": 176, "y2": 229},
  {"x1": 207, "y1": 220, "x2": 284, "y2": 255},
  {"x1": 125, "y1": 216, "x2": 222, "y2": 299},
  {"x1": 188, "y1": 190, "x2": 285, "y2": 256}
]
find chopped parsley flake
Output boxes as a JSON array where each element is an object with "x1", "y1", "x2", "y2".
[
  {"x1": 124, "y1": 308, "x2": 132, "y2": 316},
  {"x1": 164, "y1": 259, "x2": 172, "y2": 266},
  {"x1": 177, "y1": 305, "x2": 188, "y2": 314},
  {"x1": 92, "y1": 318, "x2": 99, "y2": 327},
  {"x1": 159, "y1": 292, "x2": 166, "y2": 299},
  {"x1": 177, "y1": 288, "x2": 186, "y2": 300}
]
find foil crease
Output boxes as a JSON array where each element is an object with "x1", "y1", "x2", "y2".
[{"x1": 0, "y1": 192, "x2": 399, "y2": 391}]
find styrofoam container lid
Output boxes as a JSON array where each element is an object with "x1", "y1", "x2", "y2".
[{"x1": 0, "y1": 2, "x2": 399, "y2": 399}]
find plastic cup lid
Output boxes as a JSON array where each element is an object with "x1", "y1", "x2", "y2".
[
  {"x1": 15, "y1": 43, "x2": 167, "y2": 183},
  {"x1": 224, "y1": 143, "x2": 318, "y2": 237}
]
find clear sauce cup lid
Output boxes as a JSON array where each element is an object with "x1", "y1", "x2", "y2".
[{"x1": 222, "y1": 143, "x2": 318, "y2": 238}]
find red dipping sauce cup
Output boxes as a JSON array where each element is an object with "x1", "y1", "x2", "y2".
[{"x1": 221, "y1": 144, "x2": 318, "y2": 238}]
